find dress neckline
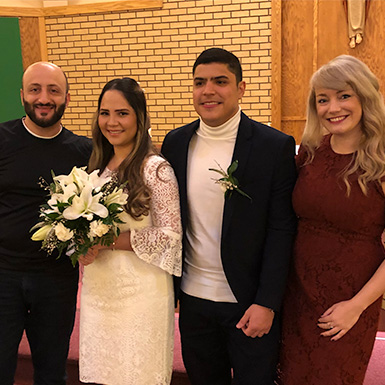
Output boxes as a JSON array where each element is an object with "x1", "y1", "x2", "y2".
[
  {"x1": 325, "y1": 134, "x2": 355, "y2": 157},
  {"x1": 101, "y1": 167, "x2": 116, "y2": 178}
]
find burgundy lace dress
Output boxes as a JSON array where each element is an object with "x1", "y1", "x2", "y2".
[{"x1": 277, "y1": 135, "x2": 385, "y2": 385}]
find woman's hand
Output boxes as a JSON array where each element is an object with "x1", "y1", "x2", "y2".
[
  {"x1": 317, "y1": 300, "x2": 364, "y2": 341},
  {"x1": 78, "y1": 231, "x2": 132, "y2": 266},
  {"x1": 78, "y1": 244, "x2": 107, "y2": 266}
]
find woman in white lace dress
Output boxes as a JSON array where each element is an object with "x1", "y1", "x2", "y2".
[{"x1": 78, "y1": 78, "x2": 182, "y2": 385}]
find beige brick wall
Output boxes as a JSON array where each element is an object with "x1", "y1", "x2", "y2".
[{"x1": 46, "y1": 0, "x2": 272, "y2": 143}]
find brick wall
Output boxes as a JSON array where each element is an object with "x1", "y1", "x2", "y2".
[{"x1": 46, "y1": 0, "x2": 272, "y2": 143}]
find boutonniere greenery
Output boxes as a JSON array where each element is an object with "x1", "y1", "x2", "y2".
[{"x1": 209, "y1": 160, "x2": 252, "y2": 201}]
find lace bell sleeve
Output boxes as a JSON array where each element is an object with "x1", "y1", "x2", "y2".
[{"x1": 130, "y1": 155, "x2": 182, "y2": 276}]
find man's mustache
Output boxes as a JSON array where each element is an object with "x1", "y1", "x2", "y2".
[{"x1": 34, "y1": 103, "x2": 56, "y2": 108}]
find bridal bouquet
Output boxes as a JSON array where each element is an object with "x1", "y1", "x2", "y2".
[{"x1": 31, "y1": 166, "x2": 128, "y2": 266}]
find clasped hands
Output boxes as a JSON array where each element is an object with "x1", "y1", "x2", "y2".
[
  {"x1": 317, "y1": 300, "x2": 364, "y2": 341},
  {"x1": 236, "y1": 304, "x2": 275, "y2": 338}
]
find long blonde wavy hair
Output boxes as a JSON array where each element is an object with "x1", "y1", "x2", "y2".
[
  {"x1": 88, "y1": 77, "x2": 156, "y2": 218},
  {"x1": 302, "y1": 55, "x2": 385, "y2": 195}
]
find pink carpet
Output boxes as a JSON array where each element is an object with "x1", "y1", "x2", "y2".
[
  {"x1": 15, "y1": 277, "x2": 383, "y2": 385},
  {"x1": 17, "y1": 326, "x2": 384, "y2": 385},
  {"x1": 364, "y1": 331, "x2": 385, "y2": 385}
]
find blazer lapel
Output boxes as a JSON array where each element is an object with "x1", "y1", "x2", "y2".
[
  {"x1": 177, "y1": 121, "x2": 198, "y2": 193},
  {"x1": 173, "y1": 121, "x2": 199, "y2": 231},
  {"x1": 222, "y1": 113, "x2": 253, "y2": 238}
]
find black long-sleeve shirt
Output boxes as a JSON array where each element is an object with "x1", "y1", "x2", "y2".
[{"x1": 0, "y1": 118, "x2": 92, "y2": 273}]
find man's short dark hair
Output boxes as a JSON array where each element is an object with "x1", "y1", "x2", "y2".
[{"x1": 192, "y1": 48, "x2": 243, "y2": 83}]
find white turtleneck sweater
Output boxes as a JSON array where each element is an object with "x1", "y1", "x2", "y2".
[{"x1": 181, "y1": 108, "x2": 242, "y2": 303}]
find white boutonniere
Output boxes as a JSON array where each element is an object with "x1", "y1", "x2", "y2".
[{"x1": 209, "y1": 160, "x2": 252, "y2": 200}]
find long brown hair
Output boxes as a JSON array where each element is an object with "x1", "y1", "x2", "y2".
[{"x1": 88, "y1": 77, "x2": 156, "y2": 218}]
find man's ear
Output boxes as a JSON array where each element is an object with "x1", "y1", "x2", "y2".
[
  {"x1": 65, "y1": 92, "x2": 71, "y2": 107},
  {"x1": 238, "y1": 81, "x2": 246, "y2": 99},
  {"x1": 20, "y1": 89, "x2": 25, "y2": 106}
]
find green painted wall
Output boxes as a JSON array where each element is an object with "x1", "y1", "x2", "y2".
[{"x1": 0, "y1": 17, "x2": 24, "y2": 122}]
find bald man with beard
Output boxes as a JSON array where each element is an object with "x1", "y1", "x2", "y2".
[{"x1": 0, "y1": 62, "x2": 92, "y2": 385}]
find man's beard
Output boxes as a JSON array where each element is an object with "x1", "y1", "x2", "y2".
[{"x1": 23, "y1": 100, "x2": 66, "y2": 128}]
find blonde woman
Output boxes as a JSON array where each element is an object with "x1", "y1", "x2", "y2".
[
  {"x1": 278, "y1": 55, "x2": 385, "y2": 385},
  {"x1": 78, "y1": 78, "x2": 182, "y2": 385}
]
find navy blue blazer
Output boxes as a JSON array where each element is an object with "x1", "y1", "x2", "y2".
[{"x1": 161, "y1": 112, "x2": 297, "y2": 311}]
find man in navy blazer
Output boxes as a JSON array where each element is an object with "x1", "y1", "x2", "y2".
[{"x1": 162, "y1": 48, "x2": 297, "y2": 385}]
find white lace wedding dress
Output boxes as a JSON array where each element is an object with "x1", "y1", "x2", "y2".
[{"x1": 79, "y1": 155, "x2": 182, "y2": 385}]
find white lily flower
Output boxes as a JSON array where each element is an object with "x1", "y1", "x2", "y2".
[
  {"x1": 54, "y1": 166, "x2": 79, "y2": 187},
  {"x1": 71, "y1": 167, "x2": 91, "y2": 191},
  {"x1": 54, "y1": 166, "x2": 87, "y2": 191},
  {"x1": 62, "y1": 185, "x2": 108, "y2": 220},
  {"x1": 104, "y1": 187, "x2": 128, "y2": 207},
  {"x1": 88, "y1": 169, "x2": 111, "y2": 189},
  {"x1": 55, "y1": 167, "x2": 110, "y2": 190},
  {"x1": 54, "y1": 222, "x2": 74, "y2": 242},
  {"x1": 31, "y1": 224, "x2": 52, "y2": 241},
  {"x1": 47, "y1": 183, "x2": 78, "y2": 208}
]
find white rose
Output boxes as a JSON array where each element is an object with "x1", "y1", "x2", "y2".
[
  {"x1": 89, "y1": 220, "x2": 110, "y2": 238},
  {"x1": 54, "y1": 222, "x2": 74, "y2": 242}
]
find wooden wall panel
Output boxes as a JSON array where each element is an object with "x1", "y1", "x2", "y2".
[
  {"x1": 317, "y1": 0, "x2": 348, "y2": 67},
  {"x1": 281, "y1": 119, "x2": 306, "y2": 140},
  {"x1": 19, "y1": 17, "x2": 44, "y2": 69},
  {"x1": 271, "y1": 0, "x2": 282, "y2": 129},
  {"x1": 0, "y1": 1, "x2": 162, "y2": 16},
  {"x1": 0, "y1": 7, "x2": 43, "y2": 17},
  {"x1": 41, "y1": 0, "x2": 162, "y2": 16},
  {"x1": 280, "y1": 0, "x2": 314, "y2": 142},
  {"x1": 351, "y1": 0, "x2": 385, "y2": 94}
]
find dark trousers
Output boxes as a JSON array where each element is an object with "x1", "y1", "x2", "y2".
[
  {"x1": 0, "y1": 267, "x2": 78, "y2": 385},
  {"x1": 179, "y1": 292, "x2": 280, "y2": 385}
]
